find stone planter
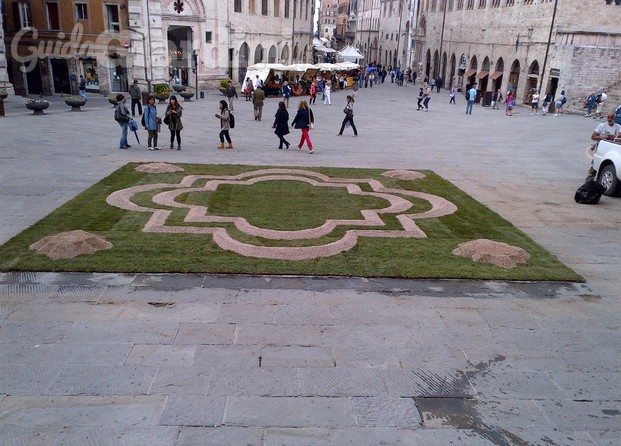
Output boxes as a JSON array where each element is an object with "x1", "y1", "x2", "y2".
[
  {"x1": 179, "y1": 90, "x2": 195, "y2": 102},
  {"x1": 64, "y1": 97, "x2": 86, "y2": 111},
  {"x1": 153, "y1": 93, "x2": 170, "y2": 103},
  {"x1": 108, "y1": 97, "x2": 118, "y2": 107},
  {"x1": 172, "y1": 84, "x2": 186, "y2": 93},
  {"x1": 25, "y1": 101, "x2": 50, "y2": 115}
]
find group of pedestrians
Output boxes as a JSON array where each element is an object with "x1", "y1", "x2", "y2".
[{"x1": 114, "y1": 80, "x2": 359, "y2": 154}]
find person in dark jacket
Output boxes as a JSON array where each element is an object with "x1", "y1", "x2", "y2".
[
  {"x1": 129, "y1": 80, "x2": 142, "y2": 116},
  {"x1": 165, "y1": 95, "x2": 183, "y2": 150},
  {"x1": 291, "y1": 100, "x2": 314, "y2": 154},
  {"x1": 272, "y1": 101, "x2": 290, "y2": 150},
  {"x1": 225, "y1": 81, "x2": 238, "y2": 111}
]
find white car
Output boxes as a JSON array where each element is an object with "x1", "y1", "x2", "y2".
[{"x1": 593, "y1": 139, "x2": 621, "y2": 196}]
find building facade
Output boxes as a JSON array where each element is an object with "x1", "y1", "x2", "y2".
[
  {"x1": 0, "y1": 9, "x2": 13, "y2": 93},
  {"x1": 127, "y1": 0, "x2": 315, "y2": 90},
  {"x1": 415, "y1": 0, "x2": 621, "y2": 107},
  {"x1": 354, "y1": 0, "x2": 381, "y2": 63},
  {"x1": 2, "y1": 0, "x2": 130, "y2": 95},
  {"x1": 318, "y1": 0, "x2": 338, "y2": 43},
  {"x1": 377, "y1": 0, "x2": 409, "y2": 68}
]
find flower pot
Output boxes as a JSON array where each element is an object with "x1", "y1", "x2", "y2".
[
  {"x1": 64, "y1": 97, "x2": 86, "y2": 111},
  {"x1": 153, "y1": 93, "x2": 170, "y2": 103},
  {"x1": 179, "y1": 90, "x2": 195, "y2": 102},
  {"x1": 172, "y1": 84, "x2": 186, "y2": 93},
  {"x1": 25, "y1": 101, "x2": 50, "y2": 115}
]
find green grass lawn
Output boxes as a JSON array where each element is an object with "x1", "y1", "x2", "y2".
[{"x1": 0, "y1": 163, "x2": 582, "y2": 281}]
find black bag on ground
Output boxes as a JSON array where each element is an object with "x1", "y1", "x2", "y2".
[{"x1": 574, "y1": 180, "x2": 606, "y2": 204}]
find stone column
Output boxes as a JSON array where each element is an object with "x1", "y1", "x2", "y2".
[{"x1": 0, "y1": 11, "x2": 16, "y2": 94}]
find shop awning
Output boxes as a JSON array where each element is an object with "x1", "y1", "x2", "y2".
[
  {"x1": 476, "y1": 70, "x2": 489, "y2": 79},
  {"x1": 464, "y1": 68, "x2": 477, "y2": 77},
  {"x1": 489, "y1": 71, "x2": 503, "y2": 80}
]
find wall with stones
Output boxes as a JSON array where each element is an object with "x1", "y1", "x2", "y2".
[{"x1": 418, "y1": 0, "x2": 621, "y2": 108}]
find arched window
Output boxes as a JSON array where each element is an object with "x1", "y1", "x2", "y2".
[
  {"x1": 254, "y1": 44, "x2": 264, "y2": 64},
  {"x1": 281, "y1": 45, "x2": 290, "y2": 63},
  {"x1": 268, "y1": 45, "x2": 277, "y2": 63}
]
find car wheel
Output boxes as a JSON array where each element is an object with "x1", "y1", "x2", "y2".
[{"x1": 598, "y1": 164, "x2": 621, "y2": 197}]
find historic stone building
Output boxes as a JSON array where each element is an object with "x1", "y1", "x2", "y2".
[
  {"x1": 353, "y1": 0, "x2": 381, "y2": 62},
  {"x1": 318, "y1": 0, "x2": 338, "y2": 43},
  {"x1": 127, "y1": 0, "x2": 315, "y2": 90},
  {"x1": 377, "y1": 0, "x2": 409, "y2": 68},
  {"x1": 414, "y1": 0, "x2": 621, "y2": 108},
  {"x1": 2, "y1": 0, "x2": 130, "y2": 95}
]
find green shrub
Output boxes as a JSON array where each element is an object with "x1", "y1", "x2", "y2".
[
  {"x1": 154, "y1": 83, "x2": 170, "y2": 95},
  {"x1": 219, "y1": 79, "x2": 232, "y2": 92}
]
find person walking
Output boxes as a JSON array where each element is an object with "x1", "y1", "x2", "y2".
[
  {"x1": 114, "y1": 94, "x2": 132, "y2": 149},
  {"x1": 78, "y1": 75, "x2": 87, "y2": 99},
  {"x1": 337, "y1": 95, "x2": 358, "y2": 137},
  {"x1": 449, "y1": 86, "x2": 457, "y2": 104},
  {"x1": 282, "y1": 80, "x2": 292, "y2": 107},
  {"x1": 555, "y1": 90, "x2": 567, "y2": 116},
  {"x1": 225, "y1": 81, "x2": 238, "y2": 112},
  {"x1": 323, "y1": 81, "x2": 332, "y2": 105},
  {"x1": 505, "y1": 92, "x2": 514, "y2": 116},
  {"x1": 165, "y1": 95, "x2": 183, "y2": 150},
  {"x1": 215, "y1": 99, "x2": 233, "y2": 149},
  {"x1": 542, "y1": 92, "x2": 552, "y2": 116},
  {"x1": 585, "y1": 93, "x2": 596, "y2": 117},
  {"x1": 491, "y1": 89, "x2": 502, "y2": 109},
  {"x1": 465, "y1": 85, "x2": 477, "y2": 114},
  {"x1": 423, "y1": 83, "x2": 431, "y2": 111},
  {"x1": 253, "y1": 86, "x2": 265, "y2": 121},
  {"x1": 594, "y1": 90, "x2": 607, "y2": 119},
  {"x1": 309, "y1": 81, "x2": 317, "y2": 105},
  {"x1": 243, "y1": 77, "x2": 253, "y2": 101},
  {"x1": 530, "y1": 91, "x2": 540, "y2": 115},
  {"x1": 129, "y1": 80, "x2": 142, "y2": 116},
  {"x1": 417, "y1": 87, "x2": 424, "y2": 110},
  {"x1": 291, "y1": 100, "x2": 315, "y2": 154},
  {"x1": 436, "y1": 77, "x2": 443, "y2": 93},
  {"x1": 143, "y1": 95, "x2": 160, "y2": 150},
  {"x1": 272, "y1": 101, "x2": 290, "y2": 150}
]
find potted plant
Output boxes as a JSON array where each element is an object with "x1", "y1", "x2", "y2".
[
  {"x1": 153, "y1": 83, "x2": 170, "y2": 103},
  {"x1": 179, "y1": 89, "x2": 195, "y2": 101},
  {"x1": 108, "y1": 95, "x2": 118, "y2": 106},
  {"x1": 25, "y1": 99, "x2": 50, "y2": 115},
  {"x1": 0, "y1": 90, "x2": 7, "y2": 100},
  {"x1": 172, "y1": 84, "x2": 186, "y2": 93},
  {"x1": 64, "y1": 96, "x2": 86, "y2": 111},
  {"x1": 219, "y1": 79, "x2": 232, "y2": 95}
]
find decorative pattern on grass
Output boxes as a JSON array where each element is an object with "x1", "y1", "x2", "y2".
[
  {"x1": 107, "y1": 168, "x2": 457, "y2": 260},
  {"x1": 0, "y1": 163, "x2": 583, "y2": 281}
]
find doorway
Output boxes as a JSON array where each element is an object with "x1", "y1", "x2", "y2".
[
  {"x1": 168, "y1": 26, "x2": 193, "y2": 86},
  {"x1": 50, "y1": 58, "x2": 71, "y2": 94},
  {"x1": 26, "y1": 61, "x2": 43, "y2": 95}
]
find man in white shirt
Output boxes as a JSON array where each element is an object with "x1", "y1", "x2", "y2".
[{"x1": 586, "y1": 112, "x2": 621, "y2": 180}]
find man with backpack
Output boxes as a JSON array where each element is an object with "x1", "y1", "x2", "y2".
[
  {"x1": 594, "y1": 90, "x2": 607, "y2": 120},
  {"x1": 282, "y1": 80, "x2": 292, "y2": 107},
  {"x1": 226, "y1": 81, "x2": 238, "y2": 112}
]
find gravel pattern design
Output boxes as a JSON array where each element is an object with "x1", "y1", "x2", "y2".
[
  {"x1": 30, "y1": 230, "x2": 113, "y2": 259},
  {"x1": 135, "y1": 163, "x2": 185, "y2": 174},
  {"x1": 452, "y1": 239, "x2": 531, "y2": 269}
]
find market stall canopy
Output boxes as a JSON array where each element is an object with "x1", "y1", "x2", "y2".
[
  {"x1": 338, "y1": 45, "x2": 364, "y2": 61},
  {"x1": 248, "y1": 63, "x2": 288, "y2": 71},
  {"x1": 244, "y1": 63, "x2": 288, "y2": 85},
  {"x1": 315, "y1": 46, "x2": 337, "y2": 53},
  {"x1": 285, "y1": 63, "x2": 319, "y2": 72},
  {"x1": 316, "y1": 63, "x2": 342, "y2": 71},
  {"x1": 335, "y1": 62, "x2": 360, "y2": 70}
]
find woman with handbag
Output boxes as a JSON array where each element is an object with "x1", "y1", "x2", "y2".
[
  {"x1": 337, "y1": 95, "x2": 358, "y2": 137},
  {"x1": 291, "y1": 100, "x2": 315, "y2": 154},
  {"x1": 272, "y1": 101, "x2": 290, "y2": 150},
  {"x1": 165, "y1": 95, "x2": 183, "y2": 150},
  {"x1": 215, "y1": 99, "x2": 233, "y2": 149}
]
